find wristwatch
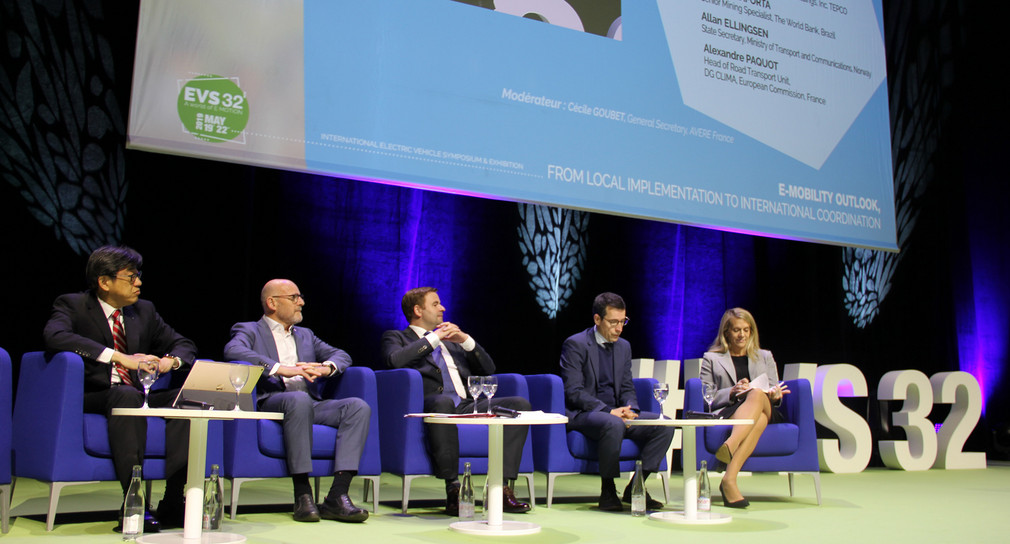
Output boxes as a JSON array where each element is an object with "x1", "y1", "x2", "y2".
[{"x1": 165, "y1": 355, "x2": 183, "y2": 370}]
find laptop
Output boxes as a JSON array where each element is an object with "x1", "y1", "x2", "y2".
[{"x1": 172, "y1": 360, "x2": 263, "y2": 410}]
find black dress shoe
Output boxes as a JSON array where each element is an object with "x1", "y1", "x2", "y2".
[
  {"x1": 144, "y1": 510, "x2": 162, "y2": 533},
  {"x1": 445, "y1": 482, "x2": 461, "y2": 516},
  {"x1": 719, "y1": 481, "x2": 749, "y2": 508},
  {"x1": 502, "y1": 486, "x2": 531, "y2": 513},
  {"x1": 622, "y1": 481, "x2": 664, "y2": 510},
  {"x1": 598, "y1": 487, "x2": 624, "y2": 512},
  {"x1": 319, "y1": 494, "x2": 368, "y2": 523},
  {"x1": 156, "y1": 498, "x2": 185, "y2": 529},
  {"x1": 115, "y1": 509, "x2": 160, "y2": 534},
  {"x1": 293, "y1": 493, "x2": 321, "y2": 522}
]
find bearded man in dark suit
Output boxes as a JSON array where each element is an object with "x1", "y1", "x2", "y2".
[{"x1": 381, "y1": 286, "x2": 531, "y2": 515}]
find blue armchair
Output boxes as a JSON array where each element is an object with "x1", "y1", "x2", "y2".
[
  {"x1": 222, "y1": 365, "x2": 381, "y2": 517},
  {"x1": 375, "y1": 369, "x2": 534, "y2": 513},
  {"x1": 12, "y1": 351, "x2": 223, "y2": 531},
  {"x1": 684, "y1": 377, "x2": 821, "y2": 504},
  {"x1": 0, "y1": 348, "x2": 12, "y2": 533},
  {"x1": 525, "y1": 374, "x2": 670, "y2": 507}
]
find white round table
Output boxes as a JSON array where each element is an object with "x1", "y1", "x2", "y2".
[
  {"x1": 624, "y1": 418, "x2": 752, "y2": 524},
  {"x1": 422, "y1": 413, "x2": 567, "y2": 535},
  {"x1": 112, "y1": 408, "x2": 283, "y2": 543}
]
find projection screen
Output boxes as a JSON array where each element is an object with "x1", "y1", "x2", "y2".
[{"x1": 127, "y1": 0, "x2": 896, "y2": 250}]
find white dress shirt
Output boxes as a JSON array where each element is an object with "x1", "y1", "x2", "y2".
[{"x1": 408, "y1": 324, "x2": 470, "y2": 397}]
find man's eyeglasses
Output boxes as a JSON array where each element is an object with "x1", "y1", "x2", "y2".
[
  {"x1": 111, "y1": 272, "x2": 142, "y2": 284},
  {"x1": 270, "y1": 294, "x2": 304, "y2": 303},
  {"x1": 605, "y1": 317, "x2": 629, "y2": 327}
]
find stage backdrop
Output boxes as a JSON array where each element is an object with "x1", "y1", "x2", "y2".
[{"x1": 0, "y1": 0, "x2": 1005, "y2": 455}]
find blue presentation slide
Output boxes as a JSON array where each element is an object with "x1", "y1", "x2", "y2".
[{"x1": 129, "y1": 0, "x2": 896, "y2": 250}]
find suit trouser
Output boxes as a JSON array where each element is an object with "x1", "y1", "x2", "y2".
[
  {"x1": 567, "y1": 410, "x2": 674, "y2": 479},
  {"x1": 259, "y1": 391, "x2": 371, "y2": 475},
  {"x1": 423, "y1": 394, "x2": 531, "y2": 480},
  {"x1": 84, "y1": 386, "x2": 189, "y2": 493}
]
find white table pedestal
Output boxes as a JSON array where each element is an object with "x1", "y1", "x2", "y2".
[
  {"x1": 113, "y1": 408, "x2": 283, "y2": 543},
  {"x1": 423, "y1": 413, "x2": 567, "y2": 536},
  {"x1": 624, "y1": 418, "x2": 752, "y2": 525}
]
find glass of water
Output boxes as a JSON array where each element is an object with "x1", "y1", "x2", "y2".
[
  {"x1": 139, "y1": 361, "x2": 159, "y2": 409},
  {"x1": 653, "y1": 382, "x2": 669, "y2": 419},
  {"x1": 703, "y1": 383, "x2": 717, "y2": 413},
  {"x1": 482, "y1": 376, "x2": 498, "y2": 415},
  {"x1": 467, "y1": 376, "x2": 483, "y2": 414}
]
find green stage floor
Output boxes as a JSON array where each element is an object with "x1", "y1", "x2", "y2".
[{"x1": 4, "y1": 463, "x2": 1006, "y2": 543}]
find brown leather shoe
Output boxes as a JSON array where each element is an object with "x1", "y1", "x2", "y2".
[{"x1": 502, "y1": 485, "x2": 531, "y2": 513}]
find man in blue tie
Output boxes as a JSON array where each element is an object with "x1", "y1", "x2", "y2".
[{"x1": 381, "y1": 286, "x2": 531, "y2": 515}]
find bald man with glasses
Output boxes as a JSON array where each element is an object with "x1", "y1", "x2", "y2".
[{"x1": 224, "y1": 279, "x2": 370, "y2": 523}]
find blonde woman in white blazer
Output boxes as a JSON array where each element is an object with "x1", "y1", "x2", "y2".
[{"x1": 700, "y1": 308, "x2": 790, "y2": 508}]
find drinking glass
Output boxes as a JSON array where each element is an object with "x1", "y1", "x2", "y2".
[
  {"x1": 467, "y1": 376, "x2": 483, "y2": 415},
  {"x1": 229, "y1": 364, "x2": 250, "y2": 411},
  {"x1": 652, "y1": 382, "x2": 669, "y2": 419},
  {"x1": 703, "y1": 383, "x2": 717, "y2": 413},
  {"x1": 481, "y1": 376, "x2": 498, "y2": 415},
  {"x1": 138, "y1": 361, "x2": 158, "y2": 409}
]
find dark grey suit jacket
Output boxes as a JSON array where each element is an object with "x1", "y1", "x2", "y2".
[{"x1": 559, "y1": 326, "x2": 638, "y2": 419}]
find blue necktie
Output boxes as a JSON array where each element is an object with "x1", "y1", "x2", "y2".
[{"x1": 431, "y1": 342, "x2": 461, "y2": 406}]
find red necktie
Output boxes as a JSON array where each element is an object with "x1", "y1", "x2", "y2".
[{"x1": 111, "y1": 309, "x2": 133, "y2": 386}]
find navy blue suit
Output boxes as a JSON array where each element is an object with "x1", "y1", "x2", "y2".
[{"x1": 560, "y1": 327, "x2": 673, "y2": 478}]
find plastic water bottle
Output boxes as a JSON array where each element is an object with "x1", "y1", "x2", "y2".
[
  {"x1": 698, "y1": 460, "x2": 711, "y2": 512},
  {"x1": 631, "y1": 460, "x2": 646, "y2": 516},
  {"x1": 203, "y1": 464, "x2": 224, "y2": 530},
  {"x1": 122, "y1": 465, "x2": 144, "y2": 540},
  {"x1": 459, "y1": 462, "x2": 475, "y2": 520}
]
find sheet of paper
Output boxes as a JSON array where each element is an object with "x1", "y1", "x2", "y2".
[{"x1": 749, "y1": 374, "x2": 771, "y2": 392}]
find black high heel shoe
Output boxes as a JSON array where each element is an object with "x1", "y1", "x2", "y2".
[{"x1": 719, "y1": 481, "x2": 750, "y2": 509}]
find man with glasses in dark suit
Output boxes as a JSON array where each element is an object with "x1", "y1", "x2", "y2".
[
  {"x1": 560, "y1": 292, "x2": 674, "y2": 512},
  {"x1": 44, "y1": 245, "x2": 194, "y2": 533}
]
